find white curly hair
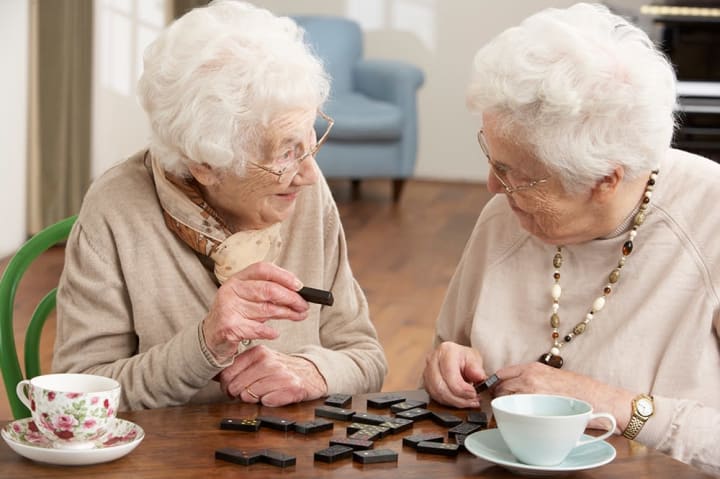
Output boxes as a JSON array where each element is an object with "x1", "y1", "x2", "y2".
[
  {"x1": 467, "y1": 3, "x2": 677, "y2": 193},
  {"x1": 137, "y1": 0, "x2": 330, "y2": 177}
]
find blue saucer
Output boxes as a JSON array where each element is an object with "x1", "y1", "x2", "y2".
[{"x1": 465, "y1": 429, "x2": 616, "y2": 476}]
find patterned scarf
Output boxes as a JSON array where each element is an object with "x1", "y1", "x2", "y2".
[{"x1": 149, "y1": 153, "x2": 282, "y2": 283}]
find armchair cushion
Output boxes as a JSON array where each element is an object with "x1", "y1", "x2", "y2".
[
  {"x1": 321, "y1": 93, "x2": 403, "y2": 141},
  {"x1": 293, "y1": 14, "x2": 424, "y2": 201},
  {"x1": 354, "y1": 59, "x2": 425, "y2": 104}
]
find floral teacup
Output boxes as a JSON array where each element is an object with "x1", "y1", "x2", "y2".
[{"x1": 16, "y1": 373, "x2": 120, "y2": 449}]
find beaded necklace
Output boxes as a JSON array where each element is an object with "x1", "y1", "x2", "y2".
[{"x1": 538, "y1": 169, "x2": 659, "y2": 369}]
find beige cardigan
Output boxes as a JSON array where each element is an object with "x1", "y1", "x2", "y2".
[
  {"x1": 53, "y1": 151, "x2": 387, "y2": 410},
  {"x1": 435, "y1": 149, "x2": 720, "y2": 475}
]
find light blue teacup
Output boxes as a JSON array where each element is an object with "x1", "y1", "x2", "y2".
[{"x1": 491, "y1": 394, "x2": 616, "y2": 466}]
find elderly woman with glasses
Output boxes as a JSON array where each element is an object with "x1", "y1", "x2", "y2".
[
  {"x1": 52, "y1": 0, "x2": 387, "y2": 410},
  {"x1": 423, "y1": 3, "x2": 719, "y2": 474}
]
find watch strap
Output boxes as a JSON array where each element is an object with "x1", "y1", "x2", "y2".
[
  {"x1": 622, "y1": 394, "x2": 653, "y2": 440},
  {"x1": 622, "y1": 414, "x2": 647, "y2": 440}
]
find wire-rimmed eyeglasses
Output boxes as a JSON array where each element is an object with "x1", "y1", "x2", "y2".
[
  {"x1": 477, "y1": 128, "x2": 549, "y2": 195},
  {"x1": 252, "y1": 110, "x2": 334, "y2": 184}
]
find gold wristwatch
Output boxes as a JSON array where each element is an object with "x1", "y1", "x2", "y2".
[{"x1": 622, "y1": 393, "x2": 654, "y2": 440}]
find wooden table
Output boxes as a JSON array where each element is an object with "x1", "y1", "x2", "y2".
[{"x1": 1, "y1": 390, "x2": 713, "y2": 478}]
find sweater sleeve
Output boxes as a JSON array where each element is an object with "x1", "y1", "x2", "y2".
[
  {"x1": 290, "y1": 187, "x2": 388, "y2": 394},
  {"x1": 639, "y1": 307, "x2": 720, "y2": 476},
  {"x1": 639, "y1": 395, "x2": 720, "y2": 476},
  {"x1": 52, "y1": 221, "x2": 226, "y2": 411}
]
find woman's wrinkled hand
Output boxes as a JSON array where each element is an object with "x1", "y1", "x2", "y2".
[
  {"x1": 218, "y1": 345, "x2": 328, "y2": 406},
  {"x1": 494, "y1": 362, "x2": 633, "y2": 432},
  {"x1": 201, "y1": 261, "x2": 309, "y2": 364},
  {"x1": 423, "y1": 341, "x2": 487, "y2": 408}
]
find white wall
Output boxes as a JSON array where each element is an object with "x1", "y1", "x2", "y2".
[
  {"x1": 254, "y1": 0, "x2": 653, "y2": 181},
  {"x1": 2, "y1": 1, "x2": 655, "y2": 256},
  {"x1": 254, "y1": 0, "x2": 588, "y2": 181},
  {"x1": 91, "y1": 0, "x2": 165, "y2": 178},
  {"x1": 89, "y1": 1, "x2": 652, "y2": 182},
  {"x1": 0, "y1": 0, "x2": 29, "y2": 257}
]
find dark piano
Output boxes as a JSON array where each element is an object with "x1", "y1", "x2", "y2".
[{"x1": 640, "y1": 1, "x2": 720, "y2": 158}]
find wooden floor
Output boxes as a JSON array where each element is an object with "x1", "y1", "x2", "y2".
[{"x1": 0, "y1": 179, "x2": 492, "y2": 420}]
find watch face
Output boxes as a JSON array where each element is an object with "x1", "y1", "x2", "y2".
[{"x1": 637, "y1": 398, "x2": 653, "y2": 416}]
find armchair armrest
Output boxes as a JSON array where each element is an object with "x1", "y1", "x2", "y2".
[{"x1": 354, "y1": 59, "x2": 424, "y2": 105}]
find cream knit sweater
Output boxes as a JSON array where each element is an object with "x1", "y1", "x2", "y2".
[
  {"x1": 435, "y1": 149, "x2": 720, "y2": 475},
  {"x1": 53, "y1": 151, "x2": 387, "y2": 410}
]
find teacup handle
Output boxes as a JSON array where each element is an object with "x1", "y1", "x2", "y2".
[
  {"x1": 16, "y1": 379, "x2": 33, "y2": 410},
  {"x1": 576, "y1": 412, "x2": 616, "y2": 447}
]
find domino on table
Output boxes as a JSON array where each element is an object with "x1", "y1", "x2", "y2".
[
  {"x1": 219, "y1": 418, "x2": 260, "y2": 432},
  {"x1": 329, "y1": 437, "x2": 374, "y2": 451},
  {"x1": 417, "y1": 441, "x2": 460, "y2": 457},
  {"x1": 262, "y1": 449, "x2": 296, "y2": 468},
  {"x1": 447, "y1": 422, "x2": 483, "y2": 439},
  {"x1": 325, "y1": 393, "x2": 352, "y2": 408},
  {"x1": 395, "y1": 407, "x2": 432, "y2": 421},
  {"x1": 466, "y1": 411, "x2": 488, "y2": 427},
  {"x1": 315, "y1": 405, "x2": 356, "y2": 421},
  {"x1": 390, "y1": 400, "x2": 428, "y2": 413},
  {"x1": 293, "y1": 418, "x2": 334, "y2": 434},
  {"x1": 215, "y1": 447, "x2": 264, "y2": 466},
  {"x1": 352, "y1": 412, "x2": 394, "y2": 426},
  {"x1": 366, "y1": 394, "x2": 406, "y2": 408},
  {"x1": 353, "y1": 449, "x2": 399, "y2": 464},
  {"x1": 314, "y1": 445, "x2": 354, "y2": 463},
  {"x1": 402, "y1": 432, "x2": 444, "y2": 449},
  {"x1": 431, "y1": 411, "x2": 463, "y2": 427},
  {"x1": 257, "y1": 415, "x2": 295, "y2": 432},
  {"x1": 378, "y1": 418, "x2": 414, "y2": 434}
]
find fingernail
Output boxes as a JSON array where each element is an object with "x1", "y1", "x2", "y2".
[
  {"x1": 469, "y1": 400, "x2": 480, "y2": 408},
  {"x1": 294, "y1": 279, "x2": 303, "y2": 290}
]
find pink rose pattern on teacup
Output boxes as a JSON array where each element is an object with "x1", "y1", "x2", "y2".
[
  {"x1": 9, "y1": 420, "x2": 46, "y2": 445},
  {"x1": 28, "y1": 385, "x2": 119, "y2": 444},
  {"x1": 4, "y1": 418, "x2": 142, "y2": 450}
]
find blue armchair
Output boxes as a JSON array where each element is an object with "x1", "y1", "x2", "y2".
[{"x1": 293, "y1": 16, "x2": 425, "y2": 202}]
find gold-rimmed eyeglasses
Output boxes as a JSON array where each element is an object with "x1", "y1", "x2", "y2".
[
  {"x1": 252, "y1": 110, "x2": 334, "y2": 184},
  {"x1": 477, "y1": 128, "x2": 549, "y2": 195}
]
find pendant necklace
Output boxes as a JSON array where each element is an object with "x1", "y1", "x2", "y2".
[{"x1": 539, "y1": 169, "x2": 659, "y2": 369}]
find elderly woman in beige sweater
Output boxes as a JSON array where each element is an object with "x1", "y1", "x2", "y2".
[
  {"x1": 423, "y1": 4, "x2": 719, "y2": 475},
  {"x1": 53, "y1": 1, "x2": 386, "y2": 410}
]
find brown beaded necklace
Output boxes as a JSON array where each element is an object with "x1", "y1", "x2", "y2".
[{"x1": 538, "y1": 169, "x2": 659, "y2": 369}]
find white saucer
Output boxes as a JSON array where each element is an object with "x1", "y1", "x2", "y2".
[
  {"x1": 2, "y1": 417, "x2": 144, "y2": 466},
  {"x1": 465, "y1": 429, "x2": 616, "y2": 476}
]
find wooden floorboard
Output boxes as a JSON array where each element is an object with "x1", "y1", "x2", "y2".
[{"x1": 0, "y1": 179, "x2": 492, "y2": 420}]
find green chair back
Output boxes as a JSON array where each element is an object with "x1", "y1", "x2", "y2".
[{"x1": 0, "y1": 215, "x2": 77, "y2": 419}]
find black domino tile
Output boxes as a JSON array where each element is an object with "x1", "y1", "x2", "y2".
[
  {"x1": 261, "y1": 449, "x2": 296, "y2": 468},
  {"x1": 431, "y1": 411, "x2": 463, "y2": 427},
  {"x1": 378, "y1": 418, "x2": 414, "y2": 434},
  {"x1": 417, "y1": 440, "x2": 460, "y2": 457},
  {"x1": 352, "y1": 449, "x2": 398, "y2": 464},
  {"x1": 366, "y1": 394, "x2": 406, "y2": 408},
  {"x1": 324, "y1": 394, "x2": 352, "y2": 408},
  {"x1": 314, "y1": 445, "x2": 354, "y2": 463},
  {"x1": 395, "y1": 407, "x2": 432, "y2": 421},
  {"x1": 315, "y1": 405, "x2": 356, "y2": 421},
  {"x1": 257, "y1": 415, "x2": 295, "y2": 432},
  {"x1": 329, "y1": 436, "x2": 374, "y2": 451},
  {"x1": 293, "y1": 418, "x2": 334, "y2": 434},
  {"x1": 215, "y1": 447, "x2": 265, "y2": 466},
  {"x1": 447, "y1": 422, "x2": 483, "y2": 439},
  {"x1": 466, "y1": 411, "x2": 488, "y2": 427},
  {"x1": 390, "y1": 400, "x2": 428, "y2": 413},
  {"x1": 402, "y1": 432, "x2": 445, "y2": 449},
  {"x1": 219, "y1": 417, "x2": 261, "y2": 432}
]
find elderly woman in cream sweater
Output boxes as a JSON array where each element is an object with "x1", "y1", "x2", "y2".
[
  {"x1": 53, "y1": 1, "x2": 386, "y2": 410},
  {"x1": 423, "y1": 4, "x2": 719, "y2": 475}
]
